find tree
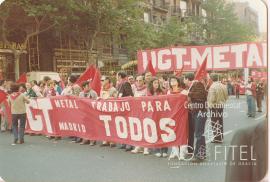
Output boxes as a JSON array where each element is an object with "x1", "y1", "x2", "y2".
[
  {"x1": 157, "y1": 17, "x2": 187, "y2": 47},
  {"x1": 0, "y1": 0, "x2": 12, "y2": 44},
  {"x1": 0, "y1": 0, "x2": 78, "y2": 75},
  {"x1": 193, "y1": 0, "x2": 257, "y2": 44}
]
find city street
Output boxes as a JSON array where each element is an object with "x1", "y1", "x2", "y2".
[
  {"x1": 0, "y1": 96, "x2": 266, "y2": 182},
  {"x1": 0, "y1": 0, "x2": 267, "y2": 181}
]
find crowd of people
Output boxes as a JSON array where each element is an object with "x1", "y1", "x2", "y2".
[{"x1": 0, "y1": 70, "x2": 266, "y2": 162}]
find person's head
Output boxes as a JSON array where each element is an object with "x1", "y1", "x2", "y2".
[
  {"x1": 48, "y1": 80, "x2": 55, "y2": 89},
  {"x1": 101, "y1": 76, "x2": 111, "y2": 87},
  {"x1": 43, "y1": 76, "x2": 51, "y2": 83},
  {"x1": 10, "y1": 83, "x2": 20, "y2": 93},
  {"x1": 184, "y1": 73, "x2": 194, "y2": 85},
  {"x1": 31, "y1": 80, "x2": 38, "y2": 86},
  {"x1": 54, "y1": 80, "x2": 60, "y2": 86},
  {"x1": 210, "y1": 73, "x2": 219, "y2": 82},
  {"x1": 19, "y1": 84, "x2": 26, "y2": 93},
  {"x1": 110, "y1": 71, "x2": 116, "y2": 76},
  {"x1": 39, "y1": 82, "x2": 45, "y2": 91},
  {"x1": 136, "y1": 75, "x2": 144, "y2": 87},
  {"x1": 148, "y1": 77, "x2": 162, "y2": 95},
  {"x1": 81, "y1": 81, "x2": 90, "y2": 91},
  {"x1": 145, "y1": 72, "x2": 152, "y2": 83},
  {"x1": 169, "y1": 76, "x2": 180, "y2": 89},
  {"x1": 117, "y1": 71, "x2": 127, "y2": 81},
  {"x1": 128, "y1": 76, "x2": 134, "y2": 84},
  {"x1": 248, "y1": 77, "x2": 253, "y2": 83},
  {"x1": 69, "y1": 75, "x2": 78, "y2": 84},
  {"x1": 157, "y1": 75, "x2": 164, "y2": 83},
  {"x1": 25, "y1": 82, "x2": 32, "y2": 90},
  {"x1": 169, "y1": 76, "x2": 186, "y2": 90}
]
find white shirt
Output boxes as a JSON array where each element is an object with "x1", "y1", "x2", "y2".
[{"x1": 245, "y1": 83, "x2": 252, "y2": 95}]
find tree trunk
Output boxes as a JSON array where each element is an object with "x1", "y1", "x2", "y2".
[
  {"x1": 13, "y1": 50, "x2": 21, "y2": 80},
  {"x1": 88, "y1": 19, "x2": 100, "y2": 65}
]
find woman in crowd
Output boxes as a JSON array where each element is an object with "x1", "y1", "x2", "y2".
[
  {"x1": 19, "y1": 84, "x2": 27, "y2": 94},
  {"x1": 38, "y1": 81, "x2": 46, "y2": 97},
  {"x1": 31, "y1": 80, "x2": 42, "y2": 97},
  {"x1": 25, "y1": 82, "x2": 37, "y2": 98},
  {"x1": 55, "y1": 80, "x2": 63, "y2": 95},
  {"x1": 43, "y1": 80, "x2": 60, "y2": 140},
  {"x1": 147, "y1": 77, "x2": 167, "y2": 157},
  {"x1": 78, "y1": 81, "x2": 98, "y2": 145},
  {"x1": 44, "y1": 80, "x2": 59, "y2": 97},
  {"x1": 61, "y1": 75, "x2": 82, "y2": 143},
  {"x1": 167, "y1": 76, "x2": 188, "y2": 160}
]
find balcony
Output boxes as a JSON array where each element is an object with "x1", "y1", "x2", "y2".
[
  {"x1": 181, "y1": 9, "x2": 193, "y2": 17},
  {"x1": 153, "y1": 1, "x2": 169, "y2": 12}
]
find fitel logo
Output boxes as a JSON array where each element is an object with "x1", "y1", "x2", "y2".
[{"x1": 0, "y1": 176, "x2": 6, "y2": 182}]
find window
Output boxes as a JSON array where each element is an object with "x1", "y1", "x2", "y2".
[
  {"x1": 153, "y1": 15, "x2": 157, "y2": 24},
  {"x1": 144, "y1": 12, "x2": 150, "y2": 23},
  {"x1": 180, "y1": 0, "x2": 187, "y2": 16},
  {"x1": 119, "y1": 34, "x2": 127, "y2": 49}
]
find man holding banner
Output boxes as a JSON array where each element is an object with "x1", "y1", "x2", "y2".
[
  {"x1": 188, "y1": 79, "x2": 208, "y2": 161},
  {"x1": 116, "y1": 71, "x2": 134, "y2": 151},
  {"x1": 187, "y1": 58, "x2": 209, "y2": 162}
]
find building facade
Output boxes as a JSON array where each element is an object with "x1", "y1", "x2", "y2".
[
  {"x1": 232, "y1": 2, "x2": 259, "y2": 35},
  {"x1": 0, "y1": 0, "x2": 203, "y2": 80},
  {"x1": 142, "y1": 0, "x2": 202, "y2": 25}
]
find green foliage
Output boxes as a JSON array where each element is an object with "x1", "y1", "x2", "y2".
[
  {"x1": 157, "y1": 17, "x2": 187, "y2": 47},
  {"x1": 0, "y1": 0, "x2": 257, "y2": 57},
  {"x1": 195, "y1": 0, "x2": 257, "y2": 44}
]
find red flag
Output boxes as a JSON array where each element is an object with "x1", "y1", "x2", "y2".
[
  {"x1": 90, "y1": 68, "x2": 101, "y2": 96},
  {"x1": 75, "y1": 65, "x2": 96, "y2": 86},
  {"x1": 147, "y1": 60, "x2": 156, "y2": 76},
  {"x1": 174, "y1": 66, "x2": 184, "y2": 77},
  {"x1": 0, "y1": 90, "x2": 7, "y2": 104},
  {"x1": 16, "y1": 73, "x2": 27, "y2": 83},
  {"x1": 194, "y1": 58, "x2": 208, "y2": 81}
]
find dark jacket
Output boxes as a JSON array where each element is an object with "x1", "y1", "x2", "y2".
[
  {"x1": 117, "y1": 82, "x2": 134, "y2": 97},
  {"x1": 256, "y1": 83, "x2": 264, "y2": 96},
  {"x1": 26, "y1": 88, "x2": 37, "y2": 98},
  {"x1": 225, "y1": 121, "x2": 267, "y2": 182},
  {"x1": 188, "y1": 81, "x2": 208, "y2": 112}
]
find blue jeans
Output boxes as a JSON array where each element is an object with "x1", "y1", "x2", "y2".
[
  {"x1": 192, "y1": 111, "x2": 207, "y2": 159},
  {"x1": 247, "y1": 95, "x2": 256, "y2": 117},
  {"x1": 12, "y1": 114, "x2": 26, "y2": 141}
]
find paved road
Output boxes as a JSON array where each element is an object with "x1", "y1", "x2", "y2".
[{"x1": 0, "y1": 96, "x2": 266, "y2": 182}]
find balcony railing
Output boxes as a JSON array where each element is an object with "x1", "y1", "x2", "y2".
[
  {"x1": 181, "y1": 9, "x2": 193, "y2": 17},
  {"x1": 153, "y1": 1, "x2": 169, "y2": 11},
  {"x1": 170, "y1": 6, "x2": 181, "y2": 16}
]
